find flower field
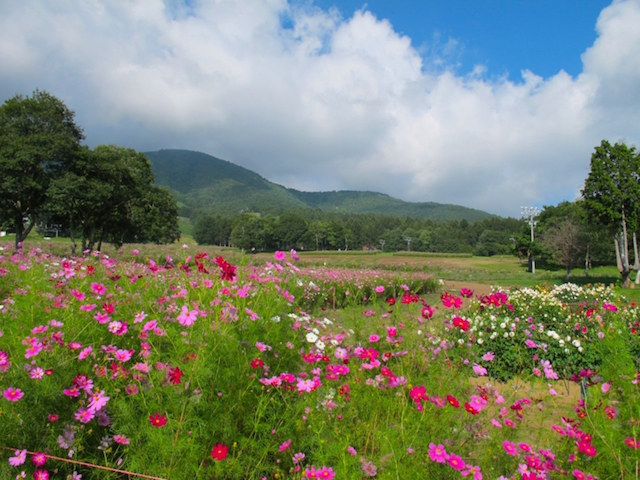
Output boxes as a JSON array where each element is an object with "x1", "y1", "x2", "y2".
[{"x1": 1, "y1": 243, "x2": 640, "y2": 479}]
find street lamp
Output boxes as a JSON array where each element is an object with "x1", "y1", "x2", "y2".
[{"x1": 521, "y1": 206, "x2": 539, "y2": 274}]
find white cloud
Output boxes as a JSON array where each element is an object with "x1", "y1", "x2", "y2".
[{"x1": 0, "y1": 0, "x2": 638, "y2": 216}]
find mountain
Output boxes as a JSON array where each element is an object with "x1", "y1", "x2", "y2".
[{"x1": 144, "y1": 149, "x2": 494, "y2": 221}]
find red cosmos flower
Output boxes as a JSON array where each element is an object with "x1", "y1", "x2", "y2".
[
  {"x1": 103, "y1": 303, "x2": 115, "y2": 314},
  {"x1": 250, "y1": 358, "x2": 264, "y2": 369},
  {"x1": 386, "y1": 297, "x2": 396, "y2": 306},
  {"x1": 452, "y1": 316, "x2": 470, "y2": 332},
  {"x1": 211, "y1": 443, "x2": 228, "y2": 461},
  {"x1": 446, "y1": 395, "x2": 460, "y2": 408},
  {"x1": 464, "y1": 402, "x2": 479, "y2": 415},
  {"x1": 149, "y1": 413, "x2": 168, "y2": 427},
  {"x1": 215, "y1": 256, "x2": 237, "y2": 282},
  {"x1": 167, "y1": 367, "x2": 184, "y2": 385}
]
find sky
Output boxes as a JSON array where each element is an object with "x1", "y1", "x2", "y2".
[{"x1": 1, "y1": 0, "x2": 639, "y2": 217}]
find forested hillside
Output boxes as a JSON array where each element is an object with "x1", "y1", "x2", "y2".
[{"x1": 145, "y1": 149, "x2": 493, "y2": 221}]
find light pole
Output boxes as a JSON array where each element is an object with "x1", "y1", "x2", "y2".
[
  {"x1": 405, "y1": 236, "x2": 412, "y2": 252},
  {"x1": 379, "y1": 239, "x2": 386, "y2": 252},
  {"x1": 521, "y1": 206, "x2": 539, "y2": 274}
]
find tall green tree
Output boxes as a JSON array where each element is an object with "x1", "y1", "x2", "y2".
[
  {"x1": 0, "y1": 90, "x2": 84, "y2": 248},
  {"x1": 582, "y1": 140, "x2": 640, "y2": 287}
]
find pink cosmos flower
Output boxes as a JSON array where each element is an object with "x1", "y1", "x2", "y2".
[
  {"x1": 274, "y1": 251, "x2": 286, "y2": 262},
  {"x1": 71, "y1": 289, "x2": 86, "y2": 301},
  {"x1": 74, "y1": 407, "x2": 96, "y2": 424},
  {"x1": 3, "y1": 387, "x2": 24, "y2": 402},
  {"x1": 472, "y1": 363, "x2": 487, "y2": 376},
  {"x1": 29, "y1": 367, "x2": 45, "y2": 380},
  {"x1": 481, "y1": 352, "x2": 495, "y2": 362},
  {"x1": 347, "y1": 446, "x2": 357, "y2": 456},
  {"x1": 94, "y1": 312, "x2": 111, "y2": 324},
  {"x1": 78, "y1": 346, "x2": 92, "y2": 360},
  {"x1": 601, "y1": 382, "x2": 610, "y2": 393},
  {"x1": 88, "y1": 390, "x2": 110, "y2": 412},
  {"x1": 504, "y1": 418, "x2": 516, "y2": 428},
  {"x1": 369, "y1": 334, "x2": 380, "y2": 343},
  {"x1": 428, "y1": 443, "x2": 449, "y2": 463},
  {"x1": 91, "y1": 282, "x2": 107, "y2": 295},
  {"x1": 8, "y1": 449, "x2": 26, "y2": 466},
  {"x1": 374, "y1": 285, "x2": 385, "y2": 293},
  {"x1": 80, "y1": 304, "x2": 97, "y2": 312},
  {"x1": 114, "y1": 349, "x2": 132, "y2": 362},
  {"x1": 177, "y1": 306, "x2": 198, "y2": 326},
  {"x1": 491, "y1": 418, "x2": 502, "y2": 428},
  {"x1": 290, "y1": 249, "x2": 300, "y2": 261},
  {"x1": 114, "y1": 434, "x2": 130, "y2": 445},
  {"x1": 297, "y1": 379, "x2": 316, "y2": 393}
]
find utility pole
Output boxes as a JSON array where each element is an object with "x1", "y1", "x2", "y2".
[
  {"x1": 379, "y1": 239, "x2": 385, "y2": 252},
  {"x1": 405, "y1": 236, "x2": 412, "y2": 252},
  {"x1": 521, "y1": 206, "x2": 539, "y2": 274}
]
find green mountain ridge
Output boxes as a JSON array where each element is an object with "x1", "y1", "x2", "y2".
[{"x1": 144, "y1": 149, "x2": 495, "y2": 221}]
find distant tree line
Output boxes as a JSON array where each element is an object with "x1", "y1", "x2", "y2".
[
  {"x1": 194, "y1": 209, "x2": 526, "y2": 255},
  {"x1": 0, "y1": 90, "x2": 180, "y2": 253}
]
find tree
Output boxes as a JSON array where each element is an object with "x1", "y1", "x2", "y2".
[
  {"x1": 0, "y1": 90, "x2": 84, "y2": 249},
  {"x1": 582, "y1": 140, "x2": 640, "y2": 287}
]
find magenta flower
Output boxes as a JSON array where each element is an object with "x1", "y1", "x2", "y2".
[
  {"x1": 114, "y1": 434, "x2": 130, "y2": 445},
  {"x1": 447, "y1": 453, "x2": 466, "y2": 470},
  {"x1": 279, "y1": 439, "x2": 292, "y2": 452},
  {"x1": 31, "y1": 452, "x2": 47, "y2": 467},
  {"x1": 274, "y1": 251, "x2": 286, "y2": 262},
  {"x1": 428, "y1": 443, "x2": 449, "y2": 463},
  {"x1": 374, "y1": 285, "x2": 385, "y2": 293},
  {"x1": 347, "y1": 446, "x2": 357, "y2": 456},
  {"x1": 461, "y1": 464, "x2": 482, "y2": 480},
  {"x1": 0, "y1": 350, "x2": 10, "y2": 372},
  {"x1": 3, "y1": 387, "x2": 24, "y2": 402},
  {"x1": 502, "y1": 440, "x2": 518, "y2": 456},
  {"x1": 34, "y1": 470, "x2": 49, "y2": 480},
  {"x1": 78, "y1": 346, "x2": 92, "y2": 360}
]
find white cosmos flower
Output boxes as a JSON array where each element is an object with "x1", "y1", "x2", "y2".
[{"x1": 306, "y1": 332, "x2": 318, "y2": 343}]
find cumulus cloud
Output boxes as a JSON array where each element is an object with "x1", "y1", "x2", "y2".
[{"x1": 0, "y1": 0, "x2": 638, "y2": 216}]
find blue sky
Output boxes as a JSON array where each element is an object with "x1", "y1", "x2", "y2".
[
  {"x1": 0, "y1": 0, "x2": 639, "y2": 216},
  {"x1": 307, "y1": 0, "x2": 611, "y2": 79}
]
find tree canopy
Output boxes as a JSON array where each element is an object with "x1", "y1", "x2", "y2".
[
  {"x1": 0, "y1": 90, "x2": 179, "y2": 252},
  {"x1": 0, "y1": 90, "x2": 84, "y2": 248}
]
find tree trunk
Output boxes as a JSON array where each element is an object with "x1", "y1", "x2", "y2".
[
  {"x1": 563, "y1": 266, "x2": 571, "y2": 283},
  {"x1": 69, "y1": 214, "x2": 76, "y2": 256}
]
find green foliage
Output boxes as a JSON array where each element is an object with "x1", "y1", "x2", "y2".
[{"x1": 582, "y1": 140, "x2": 640, "y2": 233}]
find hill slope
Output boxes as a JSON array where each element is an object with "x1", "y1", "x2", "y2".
[{"x1": 145, "y1": 149, "x2": 494, "y2": 221}]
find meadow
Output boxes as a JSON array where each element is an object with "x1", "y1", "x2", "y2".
[{"x1": 1, "y1": 239, "x2": 640, "y2": 479}]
